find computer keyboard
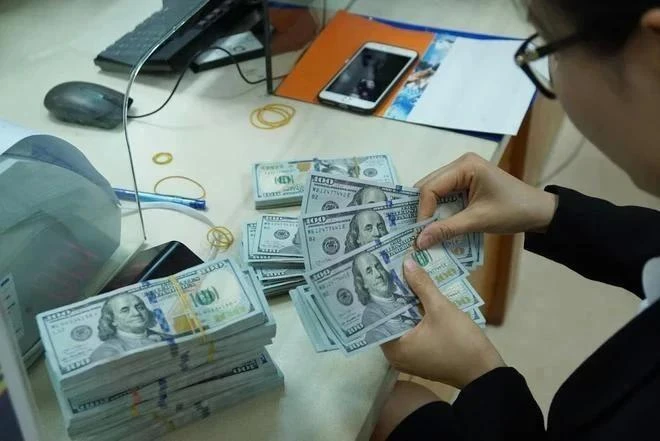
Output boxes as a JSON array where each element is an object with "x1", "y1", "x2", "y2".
[{"x1": 94, "y1": 0, "x2": 253, "y2": 73}]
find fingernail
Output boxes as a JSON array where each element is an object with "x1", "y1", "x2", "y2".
[
  {"x1": 417, "y1": 233, "x2": 430, "y2": 250},
  {"x1": 404, "y1": 256, "x2": 418, "y2": 272}
]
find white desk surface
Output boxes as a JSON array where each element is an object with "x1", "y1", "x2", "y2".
[{"x1": 0, "y1": 1, "x2": 532, "y2": 440}]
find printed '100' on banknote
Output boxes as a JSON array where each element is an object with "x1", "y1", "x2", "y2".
[
  {"x1": 252, "y1": 155, "x2": 398, "y2": 208},
  {"x1": 301, "y1": 172, "x2": 419, "y2": 214},
  {"x1": 37, "y1": 259, "x2": 258, "y2": 380}
]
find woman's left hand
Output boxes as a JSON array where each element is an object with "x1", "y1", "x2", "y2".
[{"x1": 381, "y1": 257, "x2": 505, "y2": 389}]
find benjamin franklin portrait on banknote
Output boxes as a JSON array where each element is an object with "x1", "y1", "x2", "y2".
[
  {"x1": 347, "y1": 186, "x2": 388, "y2": 207},
  {"x1": 351, "y1": 253, "x2": 414, "y2": 342},
  {"x1": 344, "y1": 210, "x2": 389, "y2": 252},
  {"x1": 90, "y1": 293, "x2": 167, "y2": 362}
]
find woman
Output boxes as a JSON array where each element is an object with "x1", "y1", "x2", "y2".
[{"x1": 372, "y1": 1, "x2": 660, "y2": 440}]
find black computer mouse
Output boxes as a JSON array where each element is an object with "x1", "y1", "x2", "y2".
[{"x1": 44, "y1": 81, "x2": 133, "y2": 129}]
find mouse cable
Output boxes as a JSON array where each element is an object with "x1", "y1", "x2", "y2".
[
  {"x1": 122, "y1": 2, "x2": 208, "y2": 239},
  {"x1": 129, "y1": 46, "x2": 286, "y2": 119}
]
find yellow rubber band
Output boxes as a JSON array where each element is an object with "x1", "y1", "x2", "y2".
[
  {"x1": 257, "y1": 107, "x2": 289, "y2": 127},
  {"x1": 152, "y1": 152, "x2": 173, "y2": 165},
  {"x1": 207, "y1": 343, "x2": 216, "y2": 363},
  {"x1": 206, "y1": 226, "x2": 234, "y2": 251},
  {"x1": 250, "y1": 103, "x2": 295, "y2": 130},
  {"x1": 168, "y1": 276, "x2": 206, "y2": 343},
  {"x1": 153, "y1": 175, "x2": 206, "y2": 200}
]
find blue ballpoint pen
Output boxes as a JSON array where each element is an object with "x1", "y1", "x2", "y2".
[{"x1": 113, "y1": 188, "x2": 206, "y2": 210}]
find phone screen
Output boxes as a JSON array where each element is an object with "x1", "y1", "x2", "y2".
[{"x1": 327, "y1": 48, "x2": 412, "y2": 103}]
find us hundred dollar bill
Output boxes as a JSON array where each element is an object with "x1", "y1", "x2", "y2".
[
  {"x1": 37, "y1": 259, "x2": 260, "y2": 385},
  {"x1": 303, "y1": 220, "x2": 468, "y2": 346},
  {"x1": 303, "y1": 279, "x2": 483, "y2": 355},
  {"x1": 301, "y1": 171, "x2": 420, "y2": 214},
  {"x1": 254, "y1": 215, "x2": 303, "y2": 257},
  {"x1": 304, "y1": 289, "x2": 423, "y2": 356},
  {"x1": 242, "y1": 222, "x2": 303, "y2": 267},
  {"x1": 255, "y1": 267, "x2": 305, "y2": 282},
  {"x1": 442, "y1": 279, "x2": 485, "y2": 311},
  {"x1": 300, "y1": 192, "x2": 476, "y2": 269},
  {"x1": 252, "y1": 154, "x2": 398, "y2": 208},
  {"x1": 299, "y1": 198, "x2": 419, "y2": 269}
]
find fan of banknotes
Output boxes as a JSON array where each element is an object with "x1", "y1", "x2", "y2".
[
  {"x1": 249, "y1": 154, "x2": 486, "y2": 356},
  {"x1": 36, "y1": 259, "x2": 283, "y2": 440}
]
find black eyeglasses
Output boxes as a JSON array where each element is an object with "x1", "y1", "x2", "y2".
[{"x1": 515, "y1": 33, "x2": 581, "y2": 99}]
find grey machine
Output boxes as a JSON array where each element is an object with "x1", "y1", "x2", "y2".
[{"x1": 0, "y1": 129, "x2": 121, "y2": 367}]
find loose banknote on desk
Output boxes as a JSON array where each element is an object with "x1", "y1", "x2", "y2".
[
  {"x1": 36, "y1": 259, "x2": 283, "y2": 441},
  {"x1": 252, "y1": 154, "x2": 398, "y2": 208}
]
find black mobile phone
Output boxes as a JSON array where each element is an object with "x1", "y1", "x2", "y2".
[{"x1": 100, "y1": 241, "x2": 203, "y2": 293}]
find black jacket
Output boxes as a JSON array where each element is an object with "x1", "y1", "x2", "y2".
[{"x1": 454, "y1": 186, "x2": 660, "y2": 441}]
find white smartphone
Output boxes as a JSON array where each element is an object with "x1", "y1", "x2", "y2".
[{"x1": 318, "y1": 42, "x2": 418, "y2": 114}]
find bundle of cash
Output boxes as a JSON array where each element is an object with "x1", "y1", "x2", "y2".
[
  {"x1": 37, "y1": 259, "x2": 284, "y2": 440},
  {"x1": 300, "y1": 172, "x2": 484, "y2": 267},
  {"x1": 290, "y1": 279, "x2": 485, "y2": 354},
  {"x1": 240, "y1": 215, "x2": 307, "y2": 297},
  {"x1": 294, "y1": 221, "x2": 486, "y2": 355},
  {"x1": 252, "y1": 154, "x2": 398, "y2": 208},
  {"x1": 289, "y1": 171, "x2": 487, "y2": 355}
]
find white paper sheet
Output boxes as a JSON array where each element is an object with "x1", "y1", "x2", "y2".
[{"x1": 404, "y1": 37, "x2": 537, "y2": 136}]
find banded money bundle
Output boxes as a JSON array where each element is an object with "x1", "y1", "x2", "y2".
[
  {"x1": 241, "y1": 216, "x2": 306, "y2": 297},
  {"x1": 252, "y1": 154, "x2": 399, "y2": 209},
  {"x1": 246, "y1": 154, "x2": 401, "y2": 296},
  {"x1": 290, "y1": 171, "x2": 487, "y2": 355},
  {"x1": 37, "y1": 259, "x2": 283, "y2": 440}
]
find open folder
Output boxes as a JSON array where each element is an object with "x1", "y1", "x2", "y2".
[{"x1": 276, "y1": 11, "x2": 537, "y2": 137}]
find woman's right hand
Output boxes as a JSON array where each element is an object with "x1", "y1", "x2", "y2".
[{"x1": 415, "y1": 153, "x2": 558, "y2": 250}]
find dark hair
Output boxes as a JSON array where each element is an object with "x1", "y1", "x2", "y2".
[{"x1": 530, "y1": 0, "x2": 658, "y2": 53}]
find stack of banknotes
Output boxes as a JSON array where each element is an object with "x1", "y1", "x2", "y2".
[
  {"x1": 245, "y1": 154, "x2": 403, "y2": 296},
  {"x1": 252, "y1": 155, "x2": 399, "y2": 209},
  {"x1": 240, "y1": 216, "x2": 305, "y2": 297},
  {"x1": 250, "y1": 153, "x2": 486, "y2": 356},
  {"x1": 36, "y1": 259, "x2": 283, "y2": 441},
  {"x1": 289, "y1": 171, "x2": 486, "y2": 355}
]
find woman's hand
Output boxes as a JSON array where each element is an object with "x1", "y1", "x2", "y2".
[
  {"x1": 381, "y1": 257, "x2": 505, "y2": 389},
  {"x1": 416, "y1": 153, "x2": 558, "y2": 249}
]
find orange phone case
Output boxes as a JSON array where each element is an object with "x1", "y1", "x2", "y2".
[{"x1": 276, "y1": 11, "x2": 434, "y2": 116}]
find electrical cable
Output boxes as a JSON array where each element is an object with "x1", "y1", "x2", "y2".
[
  {"x1": 537, "y1": 136, "x2": 587, "y2": 186},
  {"x1": 128, "y1": 46, "x2": 286, "y2": 120},
  {"x1": 121, "y1": 3, "x2": 209, "y2": 239},
  {"x1": 121, "y1": 202, "x2": 234, "y2": 261},
  {"x1": 208, "y1": 45, "x2": 279, "y2": 85},
  {"x1": 120, "y1": 8, "x2": 281, "y2": 251}
]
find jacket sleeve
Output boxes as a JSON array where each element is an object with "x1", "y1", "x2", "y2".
[
  {"x1": 452, "y1": 367, "x2": 546, "y2": 440},
  {"x1": 525, "y1": 186, "x2": 660, "y2": 299}
]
